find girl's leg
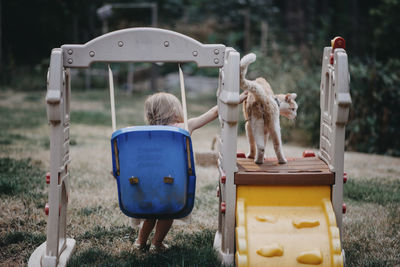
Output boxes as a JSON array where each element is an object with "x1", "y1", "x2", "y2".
[
  {"x1": 137, "y1": 219, "x2": 156, "y2": 245},
  {"x1": 152, "y1": 219, "x2": 174, "y2": 246}
]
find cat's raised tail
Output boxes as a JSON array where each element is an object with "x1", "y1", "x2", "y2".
[
  {"x1": 240, "y1": 53, "x2": 256, "y2": 76},
  {"x1": 240, "y1": 53, "x2": 266, "y2": 101}
]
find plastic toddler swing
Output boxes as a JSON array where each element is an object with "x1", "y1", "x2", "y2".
[{"x1": 110, "y1": 64, "x2": 196, "y2": 219}]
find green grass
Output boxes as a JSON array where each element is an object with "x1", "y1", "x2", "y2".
[
  {"x1": 343, "y1": 178, "x2": 400, "y2": 267},
  {"x1": 69, "y1": 90, "x2": 219, "y2": 128},
  {"x1": 71, "y1": 110, "x2": 113, "y2": 126},
  {"x1": 343, "y1": 204, "x2": 400, "y2": 267},
  {"x1": 0, "y1": 106, "x2": 46, "y2": 130},
  {"x1": 77, "y1": 225, "x2": 134, "y2": 241},
  {"x1": 0, "y1": 132, "x2": 27, "y2": 145},
  {"x1": 0, "y1": 132, "x2": 52, "y2": 149},
  {"x1": 24, "y1": 94, "x2": 44, "y2": 102},
  {"x1": 0, "y1": 157, "x2": 47, "y2": 213},
  {"x1": 78, "y1": 206, "x2": 103, "y2": 216},
  {"x1": 2, "y1": 90, "x2": 399, "y2": 266},
  {"x1": 70, "y1": 90, "x2": 148, "y2": 127},
  {"x1": 344, "y1": 178, "x2": 400, "y2": 205},
  {"x1": 200, "y1": 183, "x2": 216, "y2": 193},
  {"x1": 0, "y1": 157, "x2": 45, "y2": 198},
  {"x1": 0, "y1": 231, "x2": 46, "y2": 247},
  {"x1": 0, "y1": 93, "x2": 47, "y2": 146},
  {"x1": 70, "y1": 109, "x2": 145, "y2": 127},
  {"x1": 70, "y1": 89, "x2": 116, "y2": 101},
  {"x1": 0, "y1": 231, "x2": 47, "y2": 264},
  {"x1": 0, "y1": 89, "x2": 219, "y2": 130},
  {"x1": 68, "y1": 229, "x2": 223, "y2": 267}
]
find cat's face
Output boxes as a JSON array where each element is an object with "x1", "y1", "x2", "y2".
[{"x1": 278, "y1": 93, "x2": 298, "y2": 120}]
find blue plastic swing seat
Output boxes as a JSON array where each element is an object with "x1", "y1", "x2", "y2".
[{"x1": 111, "y1": 125, "x2": 196, "y2": 219}]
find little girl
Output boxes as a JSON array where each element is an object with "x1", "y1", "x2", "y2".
[{"x1": 134, "y1": 91, "x2": 248, "y2": 252}]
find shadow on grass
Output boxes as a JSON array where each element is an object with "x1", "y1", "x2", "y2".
[
  {"x1": 0, "y1": 231, "x2": 46, "y2": 264},
  {"x1": 68, "y1": 229, "x2": 224, "y2": 267},
  {"x1": 0, "y1": 231, "x2": 46, "y2": 247}
]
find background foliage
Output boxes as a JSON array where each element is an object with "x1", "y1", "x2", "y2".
[{"x1": 0, "y1": 0, "x2": 399, "y2": 155}]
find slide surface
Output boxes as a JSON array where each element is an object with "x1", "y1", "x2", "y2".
[{"x1": 236, "y1": 186, "x2": 343, "y2": 267}]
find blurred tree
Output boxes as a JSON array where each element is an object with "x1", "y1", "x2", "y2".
[{"x1": 369, "y1": 0, "x2": 400, "y2": 60}]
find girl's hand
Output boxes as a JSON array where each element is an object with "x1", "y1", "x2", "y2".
[{"x1": 239, "y1": 91, "x2": 248, "y2": 104}]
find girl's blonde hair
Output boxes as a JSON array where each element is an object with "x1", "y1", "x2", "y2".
[{"x1": 144, "y1": 92, "x2": 184, "y2": 125}]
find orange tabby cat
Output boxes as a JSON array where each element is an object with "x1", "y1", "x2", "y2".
[{"x1": 240, "y1": 53, "x2": 298, "y2": 164}]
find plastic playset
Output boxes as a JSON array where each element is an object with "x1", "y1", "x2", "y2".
[{"x1": 28, "y1": 28, "x2": 351, "y2": 267}]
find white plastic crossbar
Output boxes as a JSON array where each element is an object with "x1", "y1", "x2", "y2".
[{"x1": 61, "y1": 28, "x2": 225, "y2": 68}]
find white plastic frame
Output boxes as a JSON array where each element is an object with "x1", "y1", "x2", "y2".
[
  {"x1": 213, "y1": 48, "x2": 240, "y2": 265},
  {"x1": 319, "y1": 47, "x2": 351, "y2": 235}
]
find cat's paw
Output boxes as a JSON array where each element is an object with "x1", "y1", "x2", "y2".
[
  {"x1": 254, "y1": 157, "x2": 264, "y2": 164},
  {"x1": 278, "y1": 158, "x2": 287, "y2": 164},
  {"x1": 255, "y1": 150, "x2": 265, "y2": 164}
]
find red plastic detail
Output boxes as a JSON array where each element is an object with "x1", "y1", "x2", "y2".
[
  {"x1": 46, "y1": 172, "x2": 50, "y2": 184},
  {"x1": 330, "y1": 37, "x2": 345, "y2": 65},
  {"x1": 302, "y1": 150, "x2": 316, "y2": 158},
  {"x1": 332, "y1": 37, "x2": 346, "y2": 51},
  {"x1": 221, "y1": 175, "x2": 226, "y2": 184},
  {"x1": 343, "y1": 172, "x2": 348, "y2": 184},
  {"x1": 221, "y1": 202, "x2": 226, "y2": 213},
  {"x1": 45, "y1": 203, "x2": 49, "y2": 216},
  {"x1": 237, "y1": 151, "x2": 246, "y2": 158},
  {"x1": 220, "y1": 171, "x2": 226, "y2": 184},
  {"x1": 45, "y1": 204, "x2": 62, "y2": 216},
  {"x1": 342, "y1": 203, "x2": 347, "y2": 214}
]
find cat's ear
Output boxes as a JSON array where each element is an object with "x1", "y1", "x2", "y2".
[{"x1": 285, "y1": 93, "x2": 297, "y2": 102}]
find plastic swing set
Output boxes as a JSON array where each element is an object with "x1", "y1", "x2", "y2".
[{"x1": 29, "y1": 28, "x2": 351, "y2": 267}]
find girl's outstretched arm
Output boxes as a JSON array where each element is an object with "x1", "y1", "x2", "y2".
[
  {"x1": 187, "y1": 92, "x2": 248, "y2": 134},
  {"x1": 187, "y1": 106, "x2": 218, "y2": 134}
]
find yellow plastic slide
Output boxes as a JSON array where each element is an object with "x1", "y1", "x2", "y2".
[{"x1": 235, "y1": 186, "x2": 343, "y2": 267}]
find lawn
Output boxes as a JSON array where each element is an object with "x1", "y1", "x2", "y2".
[{"x1": 0, "y1": 89, "x2": 399, "y2": 266}]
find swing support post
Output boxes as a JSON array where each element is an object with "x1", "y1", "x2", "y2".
[
  {"x1": 213, "y1": 48, "x2": 240, "y2": 265},
  {"x1": 29, "y1": 49, "x2": 76, "y2": 267}
]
